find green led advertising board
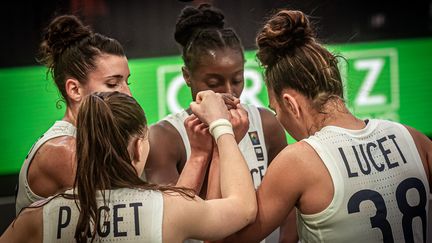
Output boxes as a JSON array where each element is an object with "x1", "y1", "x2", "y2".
[{"x1": 0, "y1": 38, "x2": 431, "y2": 175}]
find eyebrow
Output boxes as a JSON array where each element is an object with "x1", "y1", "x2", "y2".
[{"x1": 105, "y1": 73, "x2": 131, "y2": 80}]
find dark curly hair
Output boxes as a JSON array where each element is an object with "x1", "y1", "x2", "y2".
[{"x1": 174, "y1": 3, "x2": 244, "y2": 72}]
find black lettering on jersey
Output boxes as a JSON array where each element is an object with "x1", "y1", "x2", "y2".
[
  {"x1": 366, "y1": 142, "x2": 385, "y2": 172},
  {"x1": 353, "y1": 144, "x2": 372, "y2": 175},
  {"x1": 250, "y1": 165, "x2": 265, "y2": 183},
  {"x1": 377, "y1": 136, "x2": 399, "y2": 169},
  {"x1": 130, "y1": 202, "x2": 143, "y2": 236},
  {"x1": 388, "y1": 134, "x2": 407, "y2": 164},
  {"x1": 97, "y1": 206, "x2": 110, "y2": 237},
  {"x1": 57, "y1": 206, "x2": 71, "y2": 239},
  {"x1": 113, "y1": 204, "x2": 127, "y2": 237},
  {"x1": 339, "y1": 147, "x2": 358, "y2": 178},
  {"x1": 339, "y1": 134, "x2": 408, "y2": 178},
  {"x1": 57, "y1": 201, "x2": 143, "y2": 239}
]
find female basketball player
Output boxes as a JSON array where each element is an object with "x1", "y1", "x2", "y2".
[
  {"x1": 15, "y1": 14, "x2": 133, "y2": 214},
  {"x1": 143, "y1": 4, "x2": 297, "y2": 242},
  {"x1": 2, "y1": 91, "x2": 256, "y2": 242},
  {"x1": 221, "y1": 9, "x2": 432, "y2": 242}
]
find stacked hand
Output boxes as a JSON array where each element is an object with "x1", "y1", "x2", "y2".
[
  {"x1": 190, "y1": 91, "x2": 249, "y2": 143},
  {"x1": 184, "y1": 114, "x2": 213, "y2": 158}
]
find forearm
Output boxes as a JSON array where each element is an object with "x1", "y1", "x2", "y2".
[
  {"x1": 176, "y1": 153, "x2": 210, "y2": 193},
  {"x1": 279, "y1": 209, "x2": 299, "y2": 243},
  {"x1": 217, "y1": 134, "x2": 255, "y2": 204},
  {"x1": 206, "y1": 156, "x2": 221, "y2": 199}
]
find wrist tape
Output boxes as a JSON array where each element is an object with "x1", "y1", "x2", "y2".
[{"x1": 209, "y1": 119, "x2": 234, "y2": 142}]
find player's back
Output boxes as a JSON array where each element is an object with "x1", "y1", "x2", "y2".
[
  {"x1": 299, "y1": 119, "x2": 429, "y2": 243},
  {"x1": 43, "y1": 188, "x2": 163, "y2": 243}
]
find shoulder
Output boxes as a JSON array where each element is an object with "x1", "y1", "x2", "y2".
[
  {"x1": 34, "y1": 136, "x2": 75, "y2": 170},
  {"x1": 265, "y1": 141, "x2": 318, "y2": 190},
  {"x1": 35, "y1": 135, "x2": 75, "y2": 163},
  {"x1": 145, "y1": 119, "x2": 187, "y2": 178},
  {"x1": 149, "y1": 120, "x2": 184, "y2": 148},
  {"x1": 402, "y1": 125, "x2": 432, "y2": 155},
  {"x1": 403, "y1": 125, "x2": 432, "y2": 174},
  {"x1": 257, "y1": 107, "x2": 283, "y2": 130},
  {"x1": 32, "y1": 136, "x2": 76, "y2": 183},
  {"x1": 270, "y1": 141, "x2": 313, "y2": 169}
]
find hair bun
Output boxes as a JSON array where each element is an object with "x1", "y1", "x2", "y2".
[
  {"x1": 42, "y1": 15, "x2": 92, "y2": 58},
  {"x1": 256, "y1": 10, "x2": 315, "y2": 67},
  {"x1": 174, "y1": 3, "x2": 225, "y2": 47}
]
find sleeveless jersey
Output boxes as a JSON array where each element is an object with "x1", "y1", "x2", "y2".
[
  {"x1": 299, "y1": 119, "x2": 429, "y2": 243},
  {"x1": 16, "y1": 120, "x2": 76, "y2": 215},
  {"x1": 163, "y1": 104, "x2": 268, "y2": 189},
  {"x1": 43, "y1": 188, "x2": 163, "y2": 242},
  {"x1": 164, "y1": 104, "x2": 277, "y2": 243}
]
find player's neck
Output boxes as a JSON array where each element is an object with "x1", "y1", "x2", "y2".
[
  {"x1": 63, "y1": 105, "x2": 79, "y2": 126},
  {"x1": 313, "y1": 100, "x2": 365, "y2": 131}
]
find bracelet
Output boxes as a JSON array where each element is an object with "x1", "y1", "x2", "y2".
[{"x1": 209, "y1": 119, "x2": 234, "y2": 142}]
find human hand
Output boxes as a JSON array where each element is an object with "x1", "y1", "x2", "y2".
[
  {"x1": 220, "y1": 93, "x2": 240, "y2": 110},
  {"x1": 190, "y1": 90, "x2": 230, "y2": 125},
  {"x1": 184, "y1": 114, "x2": 213, "y2": 158},
  {"x1": 229, "y1": 104, "x2": 249, "y2": 143}
]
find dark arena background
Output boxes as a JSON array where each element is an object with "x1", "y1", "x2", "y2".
[{"x1": 1, "y1": 0, "x2": 431, "y2": 237}]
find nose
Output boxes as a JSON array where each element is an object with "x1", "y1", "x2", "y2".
[
  {"x1": 121, "y1": 84, "x2": 132, "y2": 96},
  {"x1": 224, "y1": 82, "x2": 233, "y2": 96}
]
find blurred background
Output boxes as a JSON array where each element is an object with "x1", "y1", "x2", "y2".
[{"x1": 1, "y1": 0, "x2": 431, "y2": 235}]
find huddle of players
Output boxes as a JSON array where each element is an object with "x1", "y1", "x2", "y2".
[{"x1": 1, "y1": 3, "x2": 431, "y2": 243}]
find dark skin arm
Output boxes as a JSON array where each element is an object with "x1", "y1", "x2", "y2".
[
  {"x1": 143, "y1": 121, "x2": 185, "y2": 185},
  {"x1": 143, "y1": 117, "x2": 212, "y2": 194},
  {"x1": 144, "y1": 95, "x2": 243, "y2": 193},
  {"x1": 404, "y1": 125, "x2": 432, "y2": 190},
  {"x1": 177, "y1": 115, "x2": 213, "y2": 193}
]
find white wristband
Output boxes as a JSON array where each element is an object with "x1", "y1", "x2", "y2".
[{"x1": 209, "y1": 119, "x2": 234, "y2": 142}]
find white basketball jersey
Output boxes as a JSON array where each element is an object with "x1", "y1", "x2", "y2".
[
  {"x1": 299, "y1": 119, "x2": 429, "y2": 243},
  {"x1": 16, "y1": 120, "x2": 76, "y2": 215},
  {"x1": 165, "y1": 104, "x2": 277, "y2": 243},
  {"x1": 43, "y1": 188, "x2": 163, "y2": 243},
  {"x1": 164, "y1": 103, "x2": 268, "y2": 189}
]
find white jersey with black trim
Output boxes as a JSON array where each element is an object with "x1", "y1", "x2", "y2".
[
  {"x1": 163, "y1": 103, "x2": 268, "y2": 189},
  {"x1": 299, "y1": 119, "x2": 429, "y2": 243},
  {"x1": 43, "y1": 188, "x2": 163, "y2": 243},
  {"x1": 16, "y1": 120, "x2": 76, "y2": 215}
]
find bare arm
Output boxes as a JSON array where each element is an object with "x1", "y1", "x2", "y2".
[
  {"x1": 404, "y1": 125, "x2": 432, "y2": 190},
  {"x1": 143, "y1": 121, "x2": 184, "y2": 185},
  {"x1": 28, "y1": 136, "x2": 76, "y2": 198},
  {"x1": 223, "y1": 144, "x2": 307, "y2": 243},
  {"x1": 0, "y1": 207, "x2": 42, "y2": 243},
  {"x1": 259, "y1": 108, "x2": 298, "y2": 243},
  {"x1": 205, "y1": 144, "x2": 222, "y2": 200},
  {"x1": 163, "y1": 91, "x2": 257, "y2": 242},
  {"x1": 177, "y1": 115, "x2": 213, "y2": 193}
]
